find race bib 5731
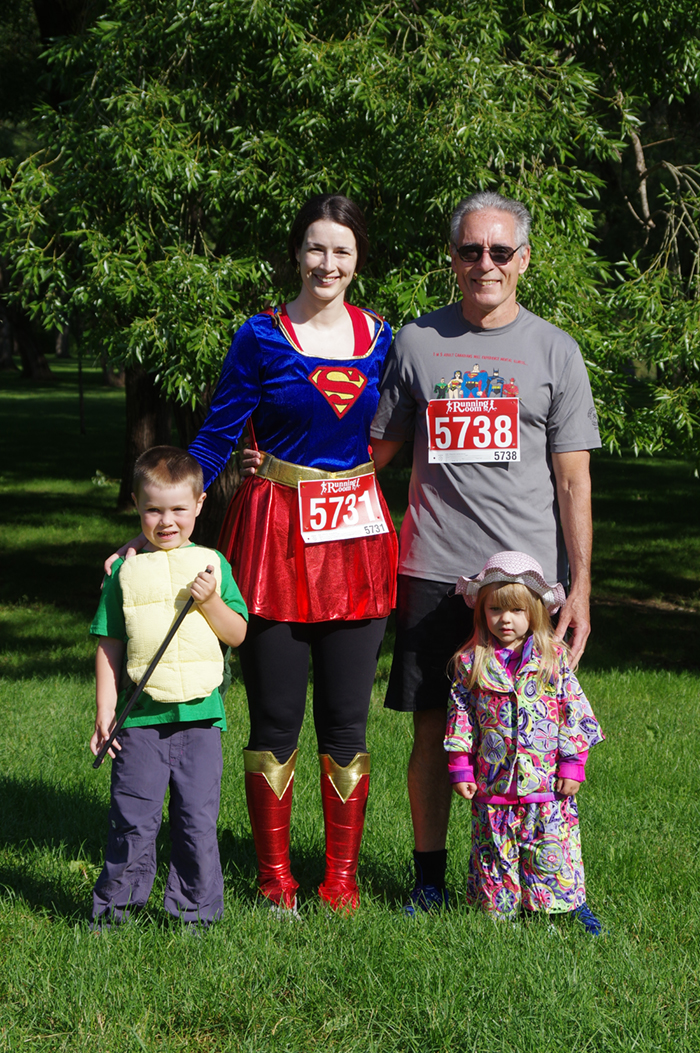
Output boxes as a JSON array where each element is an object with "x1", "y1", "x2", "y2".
[
  {"x1": 426, "y1": 397, "x2": 520, "y2": 463},
  {"x1": 298, "y1": 473, "x2": 389, "y2": 544}
]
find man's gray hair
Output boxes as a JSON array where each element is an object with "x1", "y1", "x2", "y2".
[{"x1": 450, "y1": 192, "x2": 532, "y2": 250}]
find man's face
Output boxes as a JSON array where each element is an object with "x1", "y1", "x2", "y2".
[{"x1": 451, "y1": 209, "x2": 530, "y2": 329}]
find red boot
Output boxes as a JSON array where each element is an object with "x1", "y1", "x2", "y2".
[
  {"x1": 318, "y1": 753, "x2": 370, "y2": 911},
  {"x1": 243, "y1": 749, "x2": 299, "y2": 910}
]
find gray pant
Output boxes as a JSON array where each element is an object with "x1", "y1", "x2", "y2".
[{"x1": 92, "y1": 721, "x2": 224, "y2": 925}]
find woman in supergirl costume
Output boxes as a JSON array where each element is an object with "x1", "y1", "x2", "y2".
[{"x1": 189, "y1": 195, "x2": 398, "y2": 912}]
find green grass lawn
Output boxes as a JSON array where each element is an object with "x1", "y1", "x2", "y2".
[{"x1": 1, "y1": 361, "x2": 699, "y2": 1052}]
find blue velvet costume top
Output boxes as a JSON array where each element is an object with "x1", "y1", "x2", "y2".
[{"x1": 189, "y1": 307, "x2": 393, "y2": 489}]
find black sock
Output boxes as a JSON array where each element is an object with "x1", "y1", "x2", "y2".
[{"x1": 413, "y1": 849, "x2": 447, "y2": 889}]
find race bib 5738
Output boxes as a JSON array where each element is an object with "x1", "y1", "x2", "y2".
[{"x1": 426, "y1": 397, "x2": 520, "y2": 463}]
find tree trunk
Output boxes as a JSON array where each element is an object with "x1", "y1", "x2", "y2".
[
  {"x1": 55, "y1": 327, "x2": 70, "y2": 358},
  {"x1": 117, "y1": 365, "x2": 173, "y2": 511},
  {"x1": 173, "y1": 397, "x2": 241, "y2": 549},
  {"x1": 0, "y1": 303, "x2": 18, "y2": 371},
  {"x1": 10, "y1": 307, "x2": 54, "y2": 381},
  {"x1": 101, "y1": 352, "x2": 126, "y2": 387}
]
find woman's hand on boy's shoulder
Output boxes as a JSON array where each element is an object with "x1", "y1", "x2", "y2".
[{"x1": 104, "y1": 533, "x2": 147, "y2": 575}]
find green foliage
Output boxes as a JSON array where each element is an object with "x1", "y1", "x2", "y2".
[
  {"x1": 0, "y1": 3, "x2": 612, "y2": 387},
  {"x1": 1, "y1": 0, "x2": 700, "y2": 460}
]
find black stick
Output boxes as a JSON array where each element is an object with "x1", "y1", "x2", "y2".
[{"x1": 92, "y1": 595, "x2": 196, "y2": 769}]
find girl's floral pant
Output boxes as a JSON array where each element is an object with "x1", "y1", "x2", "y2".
[{"x1": 468, "y1": 797, "x2": 586, "y2": 916}]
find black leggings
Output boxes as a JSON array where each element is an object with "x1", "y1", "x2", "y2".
[{"x1": 239, "y1": 615, "x2": 388, "y2": 766}]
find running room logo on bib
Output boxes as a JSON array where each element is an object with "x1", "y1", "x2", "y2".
[{"x1": 308, "y1": 366, "x2": 368, "y2": 418}]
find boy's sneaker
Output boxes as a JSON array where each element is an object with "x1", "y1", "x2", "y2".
[
  {"x1": 403, "y1": 884, "x2": 450, "y2": 917},
  {"x1": 572, "y1": 902, "x2": 604, "y2": 936}
]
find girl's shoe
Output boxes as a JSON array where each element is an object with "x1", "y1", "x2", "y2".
[{"x1": 572, "y1": 902, "x2": 604, "y2": 935}]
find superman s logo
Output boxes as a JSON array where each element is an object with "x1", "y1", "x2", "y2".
[{"x1": 308, "y1": 366, "x2": 368, "y2": 418}]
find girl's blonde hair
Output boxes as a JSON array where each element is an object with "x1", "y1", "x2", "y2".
[{"x1": 451, "y1": 581, "x2": 562, "y2": 689}]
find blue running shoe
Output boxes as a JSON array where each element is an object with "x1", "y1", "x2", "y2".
[
  {"x1": 573, "y1": 902, "x2": 604, "y2": 935},
  {"x1": 403, "y1": 884, "x2": 450, "y2": 917}
]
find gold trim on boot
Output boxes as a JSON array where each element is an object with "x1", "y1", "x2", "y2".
[
  {"x1": 243, "y1": 749, "x2": 298, "y2": 800},
  {"x1": 319, "y1": 752, "x2": 370, "y2": 804}
]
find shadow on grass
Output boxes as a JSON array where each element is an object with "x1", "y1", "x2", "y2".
[
  {"x1": 586, "y1": 600, "x2": 700, "y2": 672},
  {"x1": 1, "y1": 767, "x2": 413, "y2": 919},
  {"x1": 0, "y1": 362, "x2": 126, "y2": 486},
  {"x1": 0, "y1": 774, "x2": 107, "y2": 919},
  {"x1": 591, "y1": 454, "x2": 700, "y2": 608},
  {"x1": 0, "y1": 612, "x2": 95, "y2": 680},
  {"x1": 0, "y1": 511, "x2": 133, "y2": 620}
]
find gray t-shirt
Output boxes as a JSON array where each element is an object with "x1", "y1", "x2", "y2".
[{"x1": 370, "y1": 302, "x2": 601, "y2": 585}]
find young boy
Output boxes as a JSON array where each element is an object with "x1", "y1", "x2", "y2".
[{"x1": 89, "y1": 446, "x2": 247, "y2": 928}]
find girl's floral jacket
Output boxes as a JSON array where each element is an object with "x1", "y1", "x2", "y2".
[{"x1": 444, "y1": 636, "x2": 604, "y2": 801}]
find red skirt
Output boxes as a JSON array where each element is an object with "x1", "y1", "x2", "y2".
[{"x1": 217, "y1": 475, "x2": 398, "y2": 623}]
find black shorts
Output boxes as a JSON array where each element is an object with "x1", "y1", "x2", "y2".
[{"x1": 384, "y1": 575, "x2": 474, "y2": 713}]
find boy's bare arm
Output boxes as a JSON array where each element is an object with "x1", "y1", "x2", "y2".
[
  {"x1": 91, "y1": 636, "x2": 126, "y2": 758},
  {"x1": 190, "y1": 566, "x2": 247, "y2": 648}
]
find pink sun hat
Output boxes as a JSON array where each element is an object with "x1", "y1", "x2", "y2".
[{"x1": 456, "y1": 550, "x2": 566, "y2": 614}]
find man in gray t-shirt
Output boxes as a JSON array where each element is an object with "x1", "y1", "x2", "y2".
[{"x1": 370, "y1": 191, "x2": 601, "y2": 914}]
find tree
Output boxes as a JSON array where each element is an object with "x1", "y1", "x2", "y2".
[
  {"x1": 513, "y1": 0, "x2": 700, "y2": 463},
  {"x1": 1, "y1": 0, "x2": 699, "y2": 508},
  {"x1": 0, "y1": 0, "x2": 103, "y2": 378}
]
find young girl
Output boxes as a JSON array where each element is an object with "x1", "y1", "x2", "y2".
[{"x1": 444, "y1": 551, "x2": 605, "y2": 933}]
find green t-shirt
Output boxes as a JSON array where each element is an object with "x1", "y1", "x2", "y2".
[{"x1": 90, "y1": 546, "x2": 248, "y2": 730}]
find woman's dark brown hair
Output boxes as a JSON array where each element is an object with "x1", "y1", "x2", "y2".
[{"x1": 288, "y1": 194, "x2": 369, "y2": 271}]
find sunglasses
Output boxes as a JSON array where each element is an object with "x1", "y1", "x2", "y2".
[{"x1": 455, "y1": 243, "x2": 524, "y2": 265}]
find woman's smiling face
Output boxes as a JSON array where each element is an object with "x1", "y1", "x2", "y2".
[{"x1": 296, "y1": 219, "x2": 358, "y2": 306}]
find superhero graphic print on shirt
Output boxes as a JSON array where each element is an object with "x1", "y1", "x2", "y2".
[
  {"x1": 433, "y1": 365, "x2": 519, "y2": 401},
  {"x1": 461, "y1": 363, "x2": 491, "y2": 398}
]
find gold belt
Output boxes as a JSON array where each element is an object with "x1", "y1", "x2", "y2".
[{"x1": 255, "y1": 452, "x2": 375, "y2": 489}]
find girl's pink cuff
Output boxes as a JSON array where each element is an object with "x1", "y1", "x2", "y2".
[
  {"x1": 448, "y1": 752, "x2": 476, "y2": 784},
  {"x1": 556, "y1": 750, "x2": 588, "y2": 783}
]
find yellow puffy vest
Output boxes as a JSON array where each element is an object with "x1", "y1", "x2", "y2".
[{"x1": 119, "y1": 547, "x2": 224, "y2": 703}]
